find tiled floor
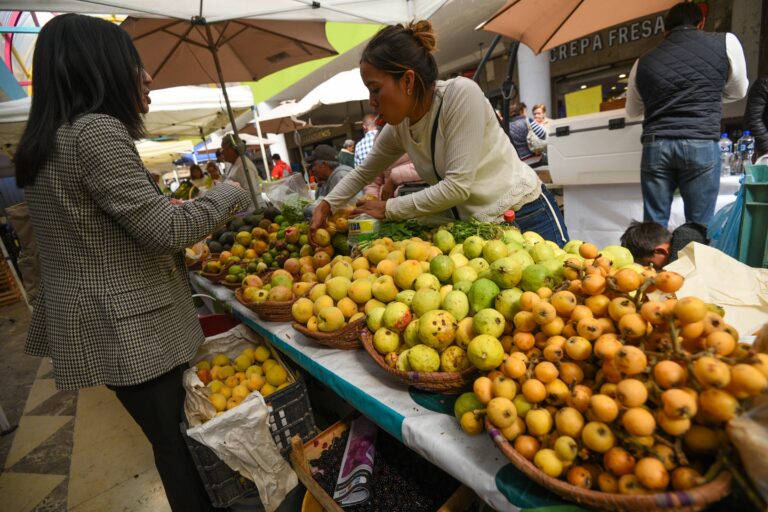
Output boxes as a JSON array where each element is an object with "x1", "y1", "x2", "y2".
[{"x1": 0, "y1": 300, "x2": 169, "y2": 512}]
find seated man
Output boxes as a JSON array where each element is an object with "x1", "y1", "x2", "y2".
[{"x1": 303, "y1": 144, "x2": 357, "y2": 217}]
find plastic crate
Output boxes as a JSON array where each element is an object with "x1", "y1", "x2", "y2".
[
  {"x1": 738, "y1": 165, "x2": 768, "y2": 268},
  {"x1": 181, "y1": 373, "x2": 317, "y2": 508}
]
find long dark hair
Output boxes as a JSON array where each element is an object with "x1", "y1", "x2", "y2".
[
  {"x1": 361, "y1": 20, "x2": 438, "y2": 105},
  {"x1": 15, "y1": 14, "x2": 146, "y2": 187}
]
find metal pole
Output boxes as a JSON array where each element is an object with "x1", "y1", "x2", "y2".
[
  {"x1": 204, "y1": 24, "x2": 260, "y2": 206},
  {"x1": 251, "y1": 106, "x2": 272, "y2": 181},
  {"x1": 501, "y1": 41, "x2": 520, "y2": 139},
  {"x1": 472, "y1": 34, "x2": 502, "y2": 83},
  {"x1": 294, "y1": 129, "x2": 308, "y2": 183}
]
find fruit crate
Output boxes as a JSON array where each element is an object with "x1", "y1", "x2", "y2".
[
  {"x1": 738, "y1": 165, "x2": 768, "y2": 268},
  {"x1": 290, "y1": 418, "x2": 477, "y2": 512},
  {"x1": 180, "y1": 315, "x2": 317, "y2": 508},
  {"x1": 181, "y1": 373, "x2": 316, "y2": 508}
]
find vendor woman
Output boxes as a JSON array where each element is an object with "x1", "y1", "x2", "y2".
[{"x1": 311, "y1": 20, "x2": 569, "y2": 245}]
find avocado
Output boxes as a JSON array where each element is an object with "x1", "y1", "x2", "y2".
[
  {"x1": 244, "y1": 214, "x2": 260, "y2": 226},
  {"x1": 219, "y1": 231, "x2": 235, "y2": 245},
  {"x1": 263, "y1": 205, "x2": 281, "y2": 221},
  {"x1": 229, "y1": 217, "x2": 245, "y2": 230},
  {"x1": 212, "y1": 227, "x2": 227, "y2": 240},
  {"x1": 207, "y1": 240, "x2": 223, "y2": 254}
]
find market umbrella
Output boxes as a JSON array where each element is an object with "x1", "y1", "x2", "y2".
[
  {"x1": 477, "y1": 0, "x2": 679, "y2": 54},
  {"x1": 243, "y1": 101, "x2": 307, "y2": 135},
  {"x1": 120, "y1": 15, "x2": 337, "y2": 200},
  {"x1": 294, "y1": 68, "x2": 369, "y2": 115},
  {"x1": 10, "y1": 1, "x2": 448, "y2": 24}
]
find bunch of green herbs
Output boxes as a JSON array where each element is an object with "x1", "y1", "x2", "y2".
[{"x1": 438, "y1": 219, "x2": 505, "y2": 243}]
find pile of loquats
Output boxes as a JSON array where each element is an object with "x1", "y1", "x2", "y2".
[
  {"x1": 195, "y1": 345, "x2": 290, "y2": 418},
  {"x1": 456, "y1": 254, "x2": 766, "y2": 496}
]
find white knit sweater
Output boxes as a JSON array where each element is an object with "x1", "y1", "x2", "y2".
[{"x1": 323, "y1": 77, "x2": 541, "y2": 222}]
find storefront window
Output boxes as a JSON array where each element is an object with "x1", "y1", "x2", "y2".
[{"x1": 553, "y1": 64, "x2": 633, "y2": 118}]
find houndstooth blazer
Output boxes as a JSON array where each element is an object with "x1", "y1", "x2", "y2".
[{"x1": 24, "y1": 114, "x2": 251, "y2": 390}]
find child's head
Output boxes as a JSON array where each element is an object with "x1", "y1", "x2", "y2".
[{"x1": 620, "y1": 221, "x2": 672, "y2": 268}]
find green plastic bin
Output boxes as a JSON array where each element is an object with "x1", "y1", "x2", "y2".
[{"x1": 738, "y1": 165, "x2": 768, "y2": 268}]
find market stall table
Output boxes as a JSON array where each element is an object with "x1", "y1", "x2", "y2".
[{"x1": 189, "y1": 273, "x2": 585, "y2": 512}]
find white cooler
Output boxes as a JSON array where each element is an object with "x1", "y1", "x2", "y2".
[
  {"x1": 545, "y1": 109, "x2": 738, "y2": 248},
  {"x1": 546, "y1": 109, "x2": 644, "y2": 185}
]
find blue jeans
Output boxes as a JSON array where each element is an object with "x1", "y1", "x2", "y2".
[
  {"x1": 640, "y1": 138, "x2": 720, "y2": 228},
  {"x1": 516, "y1": 185, "x2": 570, "y2": 247}
]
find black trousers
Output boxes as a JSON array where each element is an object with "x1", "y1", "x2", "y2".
[{"x1": 109, "y1": 364, "x2": 217, "y2": 512}]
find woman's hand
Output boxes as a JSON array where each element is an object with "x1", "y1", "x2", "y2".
[
  {"x1": 353, "y1": 199, "x2": 387, "y2": 220},
  {"x1": 380, "y1": 179, "x2": 396, "y2": 201},
  {"x1": 309, "y1": 200, "x2": 332, "y2": 246}
]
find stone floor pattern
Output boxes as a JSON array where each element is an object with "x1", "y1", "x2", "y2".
[{"x1": 0, "y1": 301, "x2": 170, "y2": 512}]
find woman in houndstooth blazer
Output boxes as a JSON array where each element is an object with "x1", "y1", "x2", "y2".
[{"x1": 15, "y1": 15, "x2": 250, "y2": 511}]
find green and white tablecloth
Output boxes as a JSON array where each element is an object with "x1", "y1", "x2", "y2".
[{"x1": 191, "y1": 273, "x2": 586, "y2": 512}]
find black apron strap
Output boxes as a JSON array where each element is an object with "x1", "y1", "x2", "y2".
[{"x1": 430, "y1": 97, "x2": 461, "y2": 220}]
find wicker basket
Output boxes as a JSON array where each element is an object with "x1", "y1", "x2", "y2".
[
  {"x1": 292, "y1": 318, "x2": 365, "y2": 350},
  {"x1": 234, "y1": 287, "x2": 292, "y2": 320},
  {"x1": 199, "y1": 268, "x2": 224, "y2": 282},
  {"x1": 485, "y1": 418, "x2": 732, "y2": 511},
  {"x1": 197, "y1": 254, "x2": 225, "y2": 281},
  {"x1": 234, "y1": 278, "x2": 315, "y2": 323},
  {"x1": 219, "y1": 279, "x2": 243, "y2": 289},
  {"x1": 360, "y1": 328, "x2": 476, "y2": 393}
]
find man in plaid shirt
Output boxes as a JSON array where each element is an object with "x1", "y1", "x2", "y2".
[{"x1": 354, "y1": 114, "x2": 379, "y2": 168}]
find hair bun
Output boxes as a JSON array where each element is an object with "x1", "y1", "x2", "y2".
[{"x1": 405, "y1": 19, "x2": 437, "y2": 53}]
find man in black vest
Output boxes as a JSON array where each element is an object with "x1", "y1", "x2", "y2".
[{"x1": 626, "y1": 2, "x2": 747, "y2": 229}]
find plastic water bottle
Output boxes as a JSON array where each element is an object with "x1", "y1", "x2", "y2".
[
  {"x1": 718, "y1": 133, "x2": 733, "y2": 176},
  {"x1": 501, "y1": 210, "x2": 520, "y2": 229},
  {"x1": 734, "y1": 130, "x2": 756, "y2": 175}
]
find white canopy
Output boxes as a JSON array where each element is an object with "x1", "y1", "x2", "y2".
[
  {"x1": 199, "y1": 133, "x2": 275, "y2": 152},
  {"x1": 142, "y1": 86, "x2": 254, "y2": 138},
  {"x1": 247, "y1": 70, "x2": 367, "y2": 135},
  {"x1": 2, "y1": 1, "x2": 448, "y2": 24},
  {"x1": 135, "y1": 139, "x2": 194, "y2": 167},
  {"x1": 0, "y1": 85, "x2": 254, "y2": 145},
  {"x1": 295, "y1": 68, "x2": 368, "y2": 114}
]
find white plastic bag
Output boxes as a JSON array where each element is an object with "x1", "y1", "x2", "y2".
[
  {"x1": 261, "y1": 173, "x2": 312, "y2": 211},
  {"x1": 664, "y1": 242, "x2": 768, "y2": 335}
]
